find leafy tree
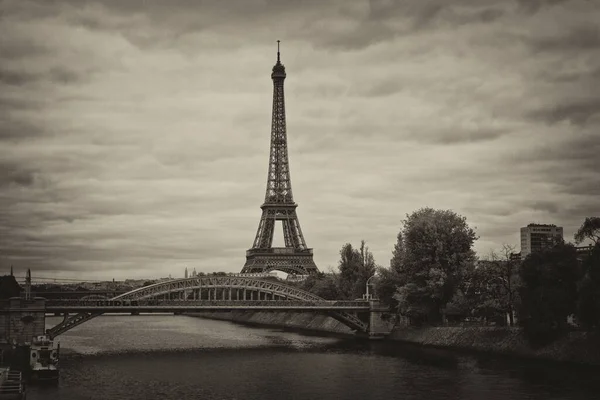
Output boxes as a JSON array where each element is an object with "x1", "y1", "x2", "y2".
[
  {"x1": 394, "y1": 283, "x2": 432, "y2": 325},
  {"x1": 337, "y1": 243, "x2": 360, "y2": 298},
  {"x1": 576, "y1": 243, "x2": 600, "y2": 330},
  {"x1": 574, "y1": 217, "x2": 600, "y2": 245},
  {"x1": 442, "y1": 289, "x2": 473, "y2": 322},
  {"x1": 337, "y1": 241, "x2": 377, "y2": 300},
  {"x1": 375, "y1": 267, "x2": 403, "y2": 310},
  {"x1": 519, "y1": 243, "x2": 580, "y2": 346},
  {"x1": 300, "y1": 271, "x2": 342, "y2": 300},
  {"x1": 390, "y1": 232, "x2": 405, "y2": 275},
  {"x1": 441, "y1": 261, "x2": 482, "y2": 323},
  {"x1": 393, "y1": 208, "x2": 478, "y2": 324},
  {"x1": 376, "y1": 233, "x2": 408, "y2": 309},
  {"x1": 471, "y1": 245, "x2": 521, "y2": 326}
]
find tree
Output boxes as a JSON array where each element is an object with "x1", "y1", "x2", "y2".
[
  {"x1": 518, "y1": 243, "x2": 580, "y2": 346},
  {"x1": 442, "y1": 261, "x2": 481, "y2": 324},
  {"x1": 337, "y1": 241, "x2": 377, "y2": 300},
  {"x1": 390, "y1": 232, "x2": 405, "y2": 275},
  {"x1": 393, "y1": 208, "x2": 478, "y2": 324},
  {"x1": 574, "y1": 217, "x2": 600, "y2": 245},
  {"x1": 576, "y1": 242, "x2": 600, "y2": 330},
  {"x1": 337, "y1": 243, "x2": 360, "y2": 299},
  {"x1": 376, "y1": 233, "x2": 407, "y2": 309},
  {"x1": 473, "y1": 244, "x2": 521, "y2": 326},
  {"x1": 300, "y1": 271, "x2": 342, "y2": 300},
  {"x1": 375, "y1": 267, "x2": 403, "y2": 310}
]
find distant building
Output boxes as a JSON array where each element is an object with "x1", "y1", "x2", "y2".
[
  {"x1": 509, "y1": 252, "x2": 522, "y2": 262},
  {"x1": 520, "y1": 223, "x2": 563, "y2": 259},
  {"x1": 184, "y1": 268, "x2": 188, "y2": 279},
  {"x1": 286, "y1": 274, "x2": 308, "y2": 283},
  {"x1": 192, "y1": 268, "x2": 197, "y2": 277},
  {"x1": 575, "y1": 244, "x2": 595, "y2": 259}
]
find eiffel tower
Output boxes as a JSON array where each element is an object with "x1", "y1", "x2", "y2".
[{"x1": 241, "y1": 42, "x2": 319, "y2": 276}]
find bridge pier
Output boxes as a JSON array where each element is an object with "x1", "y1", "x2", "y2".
[
  {"x1": 1, "y1": 297, "x2": 46, "y2": 345},
  {"x1": 362, "y1": 300, "x2": 393, "y2": 340}
]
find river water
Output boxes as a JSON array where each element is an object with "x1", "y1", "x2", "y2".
[{"x1": 28, "y1": 315, "x2": 598, "y2": 400}]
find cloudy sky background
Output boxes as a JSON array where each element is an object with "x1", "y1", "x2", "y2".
[{"x1": 1, "y1": 0, "x2": 599, "y2": 280}]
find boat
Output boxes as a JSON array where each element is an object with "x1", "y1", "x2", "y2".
[
  {"x1": 28, "y1": 336, "x2": 59, "y2": 383},
  {"x1": 0, "y1": 368, "x2": 25, "y2": 400}
]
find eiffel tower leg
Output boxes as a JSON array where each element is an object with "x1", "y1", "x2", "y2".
[
  {"x1": 282, "y1": 218, "x2": 294, "y2": 248},
  {"x1": 252, "y1": 209, "x2": 275, "y2": 249},
  {"x1": 289, "y1": 214, "x2": 307, "y2": 250}
]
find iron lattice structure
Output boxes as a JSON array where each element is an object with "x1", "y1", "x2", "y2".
[
  {"x1": 46, "y1": 276, "x2": 368, "y2": 338},
  {"x1": 241, "y1": 42, "x2": 318, "y2": 276}
]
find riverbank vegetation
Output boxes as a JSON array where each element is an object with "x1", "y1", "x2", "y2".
[{"x1": 296, "y1": 211, "x2": 600, "y2": 347}]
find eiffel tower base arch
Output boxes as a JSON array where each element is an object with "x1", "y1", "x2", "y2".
[{"x1": 241, "y1": 250, "x2": 319, "y2": 275}]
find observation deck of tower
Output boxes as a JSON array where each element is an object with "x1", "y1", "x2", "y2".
[{"x1": 240, "y1": 41, "x2": 319, "y2": 276}]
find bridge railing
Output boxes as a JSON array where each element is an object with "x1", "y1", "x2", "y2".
[{"x1": 45, "y1": 299, "x2": 370, "y2": 308}]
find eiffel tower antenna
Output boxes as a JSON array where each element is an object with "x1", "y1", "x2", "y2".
[{"x1": 241, "y1": 41, "x2": 319, "y2": 276}]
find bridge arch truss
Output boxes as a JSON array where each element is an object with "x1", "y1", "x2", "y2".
[{"x1": 47, "y1": 276, "x2": 369, "y2": 338}]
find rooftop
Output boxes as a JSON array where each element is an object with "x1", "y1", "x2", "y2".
[{"x1": 526, "y1": 223, "x2": 559, "y2": 227}]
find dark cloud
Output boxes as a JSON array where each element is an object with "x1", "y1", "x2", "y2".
[
  {"x1": 48, "y1": 67, "x2": 84, "y2": 85},
  {"x1": 514, "y1": 133, "x2": 600, "y2": 198},
  {"x1": 528, "y1": 98, "x2": 600, "y2": 126},
  {"x1": 0, "y1": 33, "x2": 50, "y2": 60},
  {"x1": 564, "y1": 199, "x2": 600, "y2": 221},
  {"x1": 0, "y1": 162, "x2": 36, "y2": 188},
  {"x1": 429, "y1": 128, "x2": 508, "y2": 145},
  {"x1": 530, "y1": 201, "x2": 560, "y2": 214},
  {"x1": 529, "y1": 26, "x2": 600, "y2": 53},
  {"x1": 356, "y1": 81, "x2": 405, "y2": 98},
  {"x1": 536, "y1": 66, "x2": 600, "y2": 84},
  {"x1": 10, "y1": 0, "x2": 511, "y2": 53},
  {"x1": 0, "y1": 66, "x2": 90, "y2": 87},
  {"x1": 312, "y1": 2, "x2": 508, "y2": 50},
  {"x1": 0, "y1": 69, "x2": 32, "y2": 86},
  {"x1": 516, "y1": 0, "x2": 570, "y2": 15},
  {"x1": 0, "y1": 120, "x2": 47, "y2": 150}
]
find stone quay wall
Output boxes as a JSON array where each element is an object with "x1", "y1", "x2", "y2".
[
  {"x1": 190, "y1": 311, "x2": 600, "y2": 365},
  {"x1": 189, "y1": 311, "x2": 354, "y2": 335},
  {"x1": 388, "y1": 326, "x2": 600, "y2": 366}
]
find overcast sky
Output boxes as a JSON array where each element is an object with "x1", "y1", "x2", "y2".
[{"x1": 1, "y1": 0, "x2": 599, "y2": 281}]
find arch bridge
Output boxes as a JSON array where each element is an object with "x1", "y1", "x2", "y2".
[{"x1": 45, "y1": 276, "x2": 391, "y2": 338}]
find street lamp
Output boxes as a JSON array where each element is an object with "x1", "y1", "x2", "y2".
[{"x1": 365, "y1": 274, "x2": 376, "y2": 300}]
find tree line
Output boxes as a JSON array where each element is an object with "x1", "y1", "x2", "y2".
[{"x1": 297, "y1": 210, "x2": 600, "y2": 346}]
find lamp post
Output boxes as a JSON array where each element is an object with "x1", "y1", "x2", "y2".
[{"x1": 365, "y1": 274, "x2": 376, "y2": 300}]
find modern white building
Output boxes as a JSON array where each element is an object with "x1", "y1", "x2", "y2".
[{"x1": 520, "y1": 223, "x2": 564, "y2": 259}]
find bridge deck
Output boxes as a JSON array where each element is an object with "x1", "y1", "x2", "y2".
[{"x1": 45, "y1": 299, "x2": 371, "y2": 313}]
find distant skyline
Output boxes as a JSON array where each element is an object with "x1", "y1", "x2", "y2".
[{"x1": 1, "y1": 0, "x2": 599, "y2": 280}]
